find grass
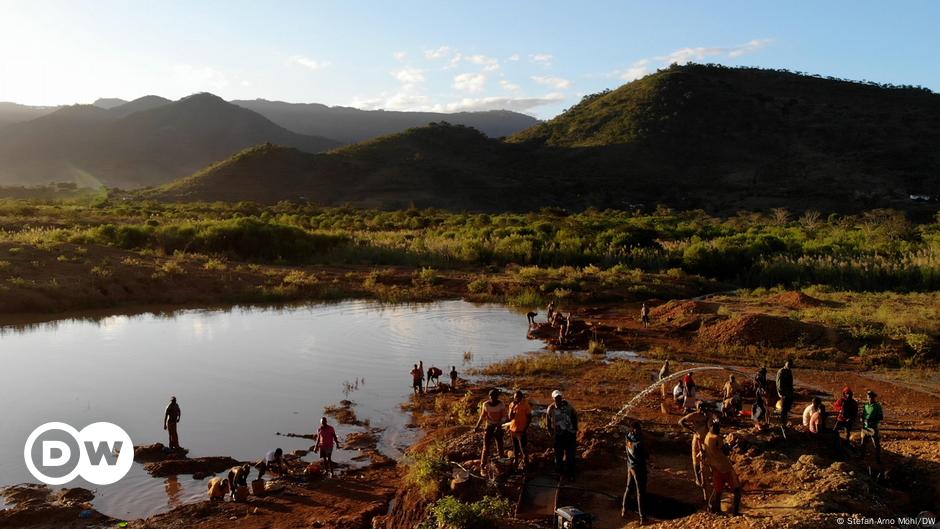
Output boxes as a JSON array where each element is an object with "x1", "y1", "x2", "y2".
[{"x1": 478, "y1": 353, "x2": 592, "y2": 377}]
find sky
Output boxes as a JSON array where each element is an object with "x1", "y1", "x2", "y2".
[{"x1": 1, "y1": 1, "x2": 938, "y2": 119}]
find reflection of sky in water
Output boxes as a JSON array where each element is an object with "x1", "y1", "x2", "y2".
[{"x1": 0, "y1": 300, "x2": 543, "y2": 519}]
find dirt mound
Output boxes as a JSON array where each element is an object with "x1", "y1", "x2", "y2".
[
  {"x1": 651, "y1": 300, "x2": 720, "y2": 324},
  {"x1": 766, "y1": 291, "x2": 826, "y2": 309},
  {"x1": 144, "y1": 456, "x2": 243, "y2": 477},
  {"x1": 699, "y1": 313, "x2": 825, "y2": 348}
]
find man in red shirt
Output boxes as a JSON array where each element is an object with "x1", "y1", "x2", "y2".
[
  {"x1": 410, "y1": 364, "x2": 424, "y2": 395},
  {"x1": 315, "y1": 417, "x2": 342, "y2": 477}
]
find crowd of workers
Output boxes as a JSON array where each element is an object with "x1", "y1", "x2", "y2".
[
  {"x1": 162, "y1": 397, "x2": 346, "y2": 501},
  {"x1": 168, "y1": 300, "x2": 890, "y2": 519}
]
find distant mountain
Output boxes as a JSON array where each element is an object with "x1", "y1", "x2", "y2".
[
  {"x1": 231, "y1": 99, "x2": 540, "y2": 143},
  {"x1": 92, "y1": 98, "x2": 129, "y2": 109},
  {"x1": 0, "y1": 102, "x2": 59, "y2": 129},
  {"x1": 107, "y1": 95, "x2": 171, "y2": 118},
  {"x1": 154, "y1": 65, "x2": 940, "y2": 213},
  {"x1": 0, "y1": 93, "x2": 341, "y2": 188},
  {"x1": 145, "y1": 124, "x2": 546, "y2": 209}
]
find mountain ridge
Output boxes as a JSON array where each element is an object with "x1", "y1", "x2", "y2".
[{"x1": 147, "y1": 64, "x2": 940, "y2": 213}]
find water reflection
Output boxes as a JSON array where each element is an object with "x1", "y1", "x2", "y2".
[
  {"x1": 163, "y1": 475, "x2": 182, "y2": 510},
  {"x1": 1, "y1": 300, "x2": 544, "y2": 519}
]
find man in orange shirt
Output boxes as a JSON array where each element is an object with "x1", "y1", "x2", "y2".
[
  {"x1": 474, "y1": 389, "x2": 508, "y2": 473},
  {"x1": 508, "y1": 390, "x2": 533, "y2": 470}
]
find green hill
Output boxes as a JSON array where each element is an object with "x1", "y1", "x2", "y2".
[
  {"x1": 146, "y1": 124, "x2": 548, "y2": 209},
  {"x1": 150, "y1": 64, "x2": 940, "y2": 213}
]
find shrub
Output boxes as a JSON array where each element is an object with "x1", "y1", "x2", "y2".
[
  {"x1": 427, "y1": 496, "x2": 512, "y2": 529},
  {"x1": 404, "y1": 443, "x2": 450, "y2": 499}
]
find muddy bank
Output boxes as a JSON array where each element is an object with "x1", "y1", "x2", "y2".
[{"x1": 0, "y1": 484, "x2": 112, "y2": 529}]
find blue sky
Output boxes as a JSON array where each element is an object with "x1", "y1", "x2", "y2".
[{"x1": 1, "y1": 0, "x2": 938, "y2": 118}]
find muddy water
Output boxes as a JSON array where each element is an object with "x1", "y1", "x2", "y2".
[{"x1": 0, "y1": 300, "x2": 543, "y2": 519}]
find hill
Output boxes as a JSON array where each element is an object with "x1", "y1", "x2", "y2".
[
  {"x1": 508, "y1": 63, "x2": 940, "y2": 212},
  {"x1": 92, "y1": 97, "x2": 129, "y2": 109},
  {"x1": 231, "y1": 99, "x2": 539, "y2": 142},
  {"x1": 0, "y1": 102, "x2": 59, "y2": 129},
  {"x1": 145, "y1": 123, "x2": 550, "y2": 209},
  {"x1": 0, "y1": 93, "x2": 341, "y2": 188},
  {"x1": 152, "y1": 65, "x2": 940, "y2": 213}
]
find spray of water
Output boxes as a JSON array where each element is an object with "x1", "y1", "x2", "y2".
[{"x1": 606, "y1": 365, "x2": 754, "y2": 428}]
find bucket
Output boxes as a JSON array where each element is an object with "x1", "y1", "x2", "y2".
[
  {"x1": 450, "y1": 468, "x2": 469, "y2": 491},
  {"x1": 251, "y1": 479, "x2": 266, "y2": 497},
  {"x1": 234, "y1": 485, "x2": 249, "y2": 502}
]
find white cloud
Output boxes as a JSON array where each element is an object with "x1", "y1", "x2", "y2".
[
  {"x1": 424, "y1": 46, "x2": 452, "y2": 59},
  {"x1": 532, "y1": 75, "x2": 571, "y2": 89},
  {"x1": 620, "y1": 59, "x2": 651, "y2": 81},
  {"x1": 658, "y1": 38, "x2": 772, "y2": 64},
  {"x1": 288, "y1": 55, "x2": 332, "y2": 71},
  {"x1": 727, "y1": 38, "x2": 773, "y2": 58},
  {"x1": 465, "y1": 54, "x2": 500, "y2": 71},
  {"x1": 507, "y1": 53, "x2": 520, "y2": 61},
  {"x1": 617, "y1": 38, "x2": 772, "y2": 80},
  {"x1": 453, "y1": 72, "x2": 487, "y2": 92},
  {"x1": 394, "y1": 68, "x2": 425, "y2": 84},
  {"x1": 429, "y1": 93, "x2": 565, "y2": 113},
  {"x1": 499, "y1": 79, "x2": 520, "y2": 92},
  {"x1": 530, "y1": 53, "x2": 553, "y2": 67},
  {"x1": 393, "y1": 51, "x2": 407, "y2": 61},
  {"x1": 172, "y1": 64, "x2": 229, "y2": 90}
]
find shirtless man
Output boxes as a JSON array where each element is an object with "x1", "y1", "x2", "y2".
[
  {"x1": 679, "y1": 402, "x2": 712, "y2": 501},
  {"x1": 704, "y1": 421, "x2": 741, "y2": 515}
]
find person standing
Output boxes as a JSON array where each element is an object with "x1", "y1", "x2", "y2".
[
  {"x1": 658, "y1": 360, "x2": 670, "y2": 399},
  {"x1": 546, "y1": 390, "x2": 578, "y2": 479},
  {"x1": 860, "y1": 390, "x2": 884, "y2": 464},
  {"x1": 640, "y1": 302, "x2": 651, "y2": 328},
  {"x1": 679, "y1": 401, "x2": 711, "y2": 501},
  {"x1": 776, "y1": 360, "x2": 794, "y2": 428},
  {"x1": 752, "y1": 384, "x2": 768, "y2": 431},
  {"x1": 163, "y1": 396, "x2": 181, "y2": 450},
  {"x1": 621, "y1": 421, "x2": 648, "y2": 524},
  {"x1": 410, "y1": 364, "x2": 424, "y2": 395},
  {"x1": 703, "y1": 421, "x2": 741, "y2": 515},
  {"x1": 833, "y1": 386, "x2": 858, "y2": 452},
  {"x1": 315, "y1": 417, "x2": 342, "y2": 477},
  {"x1": 474, "y1": 389, "x2": 508, "y2": 473},
  {"x1": 526, "y1": 311, "x2": 537, "y2": 327},
  {"x1": 682, "y1": 373, "x2": 698, "y2": 412},
  {"x1": 507, "y1": 390, "x2": 533, "y2": 470},
  {"x1": 449, "y1": 366, "x2": 458, "y2": 389},
  {"x1": 722, "y1": 375, "x2": 741, "y2": 416}
]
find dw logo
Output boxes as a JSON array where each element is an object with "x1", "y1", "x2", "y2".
[{"x1": 24, "y1": 422, "x2": 134, "y2": 485}]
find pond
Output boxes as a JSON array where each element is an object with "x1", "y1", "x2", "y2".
[{"x1": 0, "y1": 300, "x2": 545, "y2": 519}]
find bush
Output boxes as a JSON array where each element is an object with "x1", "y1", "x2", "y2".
[
  {"x1": 427, "y1": 496, "x2": 512, "y2": 529},
  {"x1": 404, "y1": 443, "x2": 451, "y2": 499}
]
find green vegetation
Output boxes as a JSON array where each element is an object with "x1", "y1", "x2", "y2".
[
  {"x1": 404, "y1": 443, "x2": 451, "y2": 500},
  {"x1": 424, "y1": 496, "x2": 512, "y2": 529},
  {"x1": 3, "y1": 199, "x2": 938, "y2": 292},
  {"x1": 478, "y1": 353, "x2": 592, "y2": 377}
]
